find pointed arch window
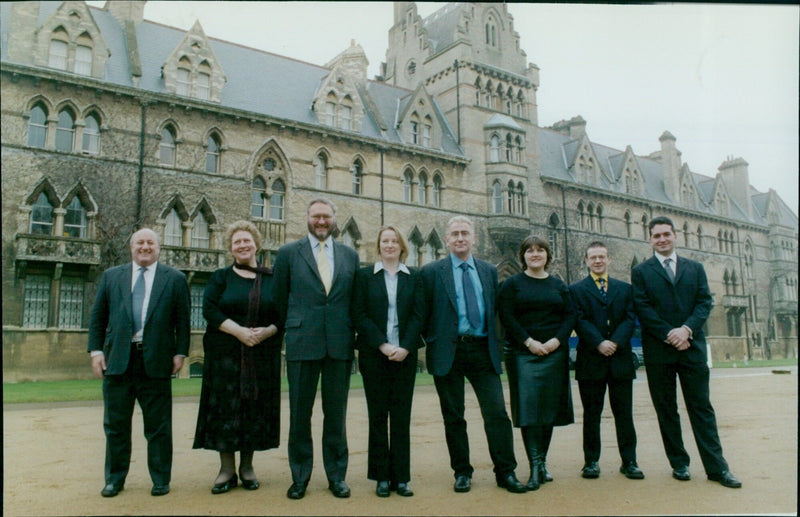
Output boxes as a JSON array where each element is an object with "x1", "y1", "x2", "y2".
[
  {"x1": 164, "y1": 208, "x2": 183, "y2": 246},
  {"x1": 410, "y1": 117, "x2": 419, "y2": 145},
  {"x1": 517, "y1": 183, "x2": 525, "y2": 215},
  {"x1": 176, "y1": 59, "x2": 191, "y2": 96},
  {"x1": 315, "y1": 154, "x2": 328, "y2": 189},
  {"x1": 423, "y1": 116, "x2": 432, "y2": 147},
  {"x1": 55, "y1": 109, "x2": 75, "y2": 152},
  {"x1": 205, "y1": 134, "x2": 220, "y2": 173},
  {"x1": 577, "y1": 201, "x2": 586, "y2": 230},
  {"x1": 641, "y1": 214, "x2": 649, "y2": 240},
  {"x1": 191, "y1": 212, "x2": 210, "y2": 249},
  {"x1": 595, "y1": 204, "x2": 603, "y2": 232},
  {"x1": 251, "y1": 177, "x2": 267, "y2": 219},
  {"x1": 624, "y1": 211, "x2": 632, "y2": 238},
  {"x1": 324, "y1": 101, "x2": 336, "y2": 126},
  {"x1": 30, "y1": 192, "x2": 55, "y2": 235},
  {"x1": 340, "y1": 105, "x2": 352, "y2": 131},
  {"x1": 160, "y1": 126, "x2": 176, "y2": 166},
  {"x1": 418, "y1": 172, "x2": 428, "y2": 205},
  {"x1": 507, "y1": 180, "x2": 515, "y2": 213},
  {"x1": 27, "y1": 104, "x2": 48, "y2": 148},
  {"x1": 548, "y1": 213, "x2": 560, "y2": 258},
  {"x1": 403, "y1": 169, "x2": 414, "y2": 203},
  {"x1": 82, "y1": 113, "x2": 100, "y2": 154},
  {"x1": 270, "y1": 179, "x2": 285, "y2": 221},
  {"x1": 352, "y1": 161, "x2": 363, "y2": 195},
  {"x1": 515, "y1": 135, "x2": 523, "y2": 162},
  {"x1": 75, "y1": 44, "x2": 92, "y2": 75},
  {"x1": 490, "y1": 134, "x2": 500, "y2": 162},
  {"x1": 63, "y1": 197, "x2": 87, "y2": 238},
  {"x1": 197, "y1": 62, "x2": 211, "y2": 100},
  {"x1": 697, "y1": 226, "x2": 704, "y2": 250},
  {"x1": 505, "y1": 134, "x2": 513, "y2": 161},
  {"x1": 48, "y1": 37, "x2": 68, "y2": 70},
  {"x1": 492, "y1": 181, "x2": 503, "y2": 214},
  {"x1": 432, "y1": 174, "x2": 442, "y2": 208}
]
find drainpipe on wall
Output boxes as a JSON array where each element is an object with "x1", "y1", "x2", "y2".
[
  {"x1": 135, "y1": 100, "x2": 147, "y2": 230},
  {"x1": 380, "y1": 148, "x2": 385, "y2": 225},
  {"x1": 560, "y1": 184, "x2": 571, "y2": 284},
  {"x1": 735, "y1": 225, "x2": 752, "y2": 360},
  {"x1": 454, "y1": 59, "x2": 461, "y2": 146}
]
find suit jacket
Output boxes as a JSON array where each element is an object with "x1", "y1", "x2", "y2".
[
  {"x1": 87, "y1": 262, "x2": 191, "y2": 378},
  {"x1": 272, "y1": 236, "x2": 360, "y2": 361},
  {"x1": 570, "y1": 275, "x2": 636, "y2": 381},
  {"x1": 631, "y1": 254, "x2": 712, "y2": 364},
  {"x1": 352, "y1": 265, "x2": 424, "y2": 354},
  {"x1": 420, "y1": 255, "x2": 501, "y2": 376}
]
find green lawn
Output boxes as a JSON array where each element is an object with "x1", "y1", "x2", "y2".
[
  {"x1": 2, "y1": 372, "x2": 439, "y2": 404},
  {"x1": 3, "y1": 361, "x2": 794, "y2": 404}
]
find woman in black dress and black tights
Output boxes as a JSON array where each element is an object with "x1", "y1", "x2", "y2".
[
  {"x1": 193, "y1": 221, "x2": 283, "y2": 494},
  {"x1": 352, "y1": 225, "x2": 424, "y2": 497},
  {"x1": 498, "y1": 236, "x2": 575, "y2": 491}
]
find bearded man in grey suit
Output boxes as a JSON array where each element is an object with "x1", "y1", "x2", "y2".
[
  {"x1": 272, "y1": 198, "x2": 360, "y2": 500},
  {"x1": 88, "y1": 228, "x2": 190, "y2": 498}
]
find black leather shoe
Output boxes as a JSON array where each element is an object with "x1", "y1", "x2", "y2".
[
  {"x1": 581, "y1": 461, "x2": 600, "y2": 479},
  {"x1": 376, "y1": 480, "x2": 390, "y2": 497},
  {"x1": 707, "y1": 470, "x2": 741, "y2": 488},
  {"x1": 329, "y1": 480, "x2": 351, "y2": 498},
  {"x1": 212, "y1": 474, "x2": 238, "y2": 494},
  {"x1": 395, "y1": 482, "x2": 414, "y2": 497},
  {"x1": 620, "y1": 461, "x2": 645, "y2": 480},
  {"x1": 150, "y1": 484, "x2": 169, "y2": 496},
  {"x1": 672, "y1": 465, "x2": 691, "y2": 481},
  {"x1": 453, "y1": 475, "x2": 471, "y2": 493},
  {"x1": 101, "y1": 483, "x2": 123, "y2": 497},
  {"x1": 287, "y1": 482, "x2": 307, "y2": 500},
  {"x1": 239, "y1": 475, "x2": 259, "y2": 491},
  {"x1": 497, "y1": 472, "x2": 527, "y2": 493}
]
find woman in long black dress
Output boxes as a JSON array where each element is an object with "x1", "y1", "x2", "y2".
[
  {"x1": 194, "y1": 221, "x2": 282, "y2": 494},
  {"x1": 498, "y1": 235, "x2": 575, "y2": 491},
  {"x1": 352, "y1": 225, "x2": 424, "y2": 497}
]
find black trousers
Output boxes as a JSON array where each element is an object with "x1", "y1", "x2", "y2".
[
  {"x1": 645, "y1": 356, "x2": 729, "y2": 475},
  {"x1": 103, "y1": 347, "x2": 172, "y2": 487},
  {"x1": 433, "y1": 339, "x2": 517, "y2": 479},
  {"x1": 286, "y1": 357, "x2": 352, "y2": 485},
  {"x1": 359, "y1": 349, "x2": 416, "y2": 483},
  {"x1": 578, "y1": 377, "x2": 637, "y2": 464}
]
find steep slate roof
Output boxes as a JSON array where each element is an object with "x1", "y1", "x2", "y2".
[
  {"x1": 0, "y1": 2, "x2": 463, "y2": 156},
  {"x1": 420, "y1": 3, "x2": 465, "y2": 54},
  {"x1": 537, "y1": 125, "x2": 799, "y2": 228}
]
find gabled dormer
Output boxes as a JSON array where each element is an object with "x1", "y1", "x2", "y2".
[
  {"x1": 33, "y1": 1, "x2": 110, "y2": 79},
  {"x1": 564, "y1": 134, "x2": 603, "y2": 186},
  {"x1": 614, "y1": 146, "x2": 645, "y2": 196},
  {"x1": 162, "y1": 21, "x2": 226, "y2": 102},
  {"x1": 313, "y1": 42, "x2": 368, "y2": 132},
  {"x1": 396, "y1": 85, "x2": 440, "y2": 149},
  {"x1": 678, "y1": 164, "x2": 700, "y2": 210},
  {"x1": 711, "y1": 176, "x2": 732, "y2": 217}
]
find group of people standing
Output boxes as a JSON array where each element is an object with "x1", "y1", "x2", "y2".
[{"x1": 88, "y1": 199, "x2": 741, "y2": 501}]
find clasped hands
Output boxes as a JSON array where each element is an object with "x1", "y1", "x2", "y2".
[
  {"x1": 665, "y1": 326, "x2": 691, "y2": 351},
  {"x1": 236, "y1": 325, "x2": 277, "y2": 347},
  {"x1": 525, "y1": 337, "x2": 559, "y2": 356},
  {"x1": 379, "y1": 343, "x2": 409, "y2": 362}
]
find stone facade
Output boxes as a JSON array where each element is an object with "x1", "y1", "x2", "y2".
[{"x1": 2, "y1": 1, "x2": 797, "y2": 381}]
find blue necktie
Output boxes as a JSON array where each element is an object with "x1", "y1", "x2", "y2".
[
  {"x1": 598, "y1": 277, "x2": 608, "y2": 304},
  {"x1": 132, "y1": 267, "x2": 146, "y2": 334},
  {"x1": 459, "y1": 262, "x2": 481, "y2": 330}
]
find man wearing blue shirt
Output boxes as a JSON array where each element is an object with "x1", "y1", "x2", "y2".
[{"x1": 420, "y1": 216, "x2": 526, "y2": 494}]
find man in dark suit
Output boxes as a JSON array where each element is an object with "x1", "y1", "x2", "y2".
[
  {"x1": 88, "y1": 228, "x2": 190, "y2": 498},
  {"x1": 420, "y1": 215, "x2": 526, "y2": 494},
  {"x1": 570, "y1": 241, "x2": 643, "y2": 481},
  {"x1": 272, "y1": 198, "x2": 360, "y2": 500},
  {"x1": 631, "y1": 216, "x2": 741, "y2": 488}
]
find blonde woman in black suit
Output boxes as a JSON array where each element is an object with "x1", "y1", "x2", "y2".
[{"x1": 353, "y1": 225, "x2": 424, "y2": 497}]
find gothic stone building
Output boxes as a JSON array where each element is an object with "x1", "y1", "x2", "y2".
[{"x1": 2, "y1": 1, "x2": 797, "y2": 381}]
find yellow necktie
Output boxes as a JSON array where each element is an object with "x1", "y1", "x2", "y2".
[{"x1": 317, "y1": 242, "x2": 332, "y2": 294}]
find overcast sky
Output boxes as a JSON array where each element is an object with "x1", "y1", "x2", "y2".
[{"x1": 87, "y1": 1, "x2": 799, "y2": 214}]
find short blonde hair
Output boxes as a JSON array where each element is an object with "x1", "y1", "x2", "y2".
[
  {"x1": 224, "y1": 220, "x2": 262, "y2": 251},
  {"x1": 375, "y1": 225, "x2": 409, "y2": 263}
]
